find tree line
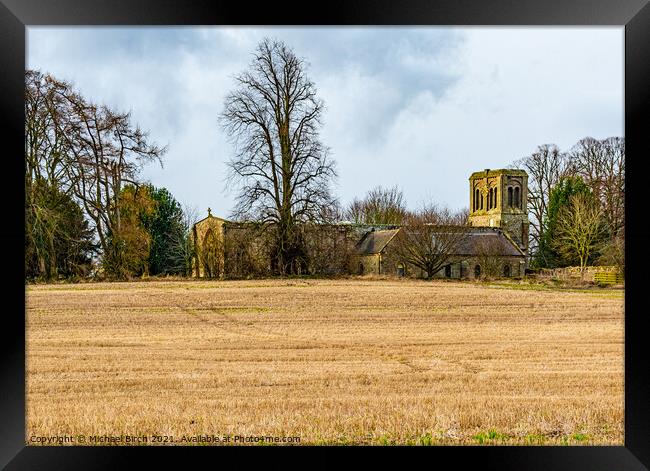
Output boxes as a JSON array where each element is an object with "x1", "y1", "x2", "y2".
[
  {"x1": 25, "y1": 70, "x2": 195, "y2": 281},
  {"x1": 513, "y1": 137, "x2": 624, "y2": 272}
]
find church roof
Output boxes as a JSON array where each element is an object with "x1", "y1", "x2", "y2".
[
  {"x1": 456, "y1": 228, "x2": 525, "y2": 257},
  {"x1": 356, "y1": 226, "x2": 524, "y2": 258},
  {"x1": 355, "y1": 229, "x2": 400, "y2": 255}
]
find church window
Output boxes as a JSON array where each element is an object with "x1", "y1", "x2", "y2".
[
  {"x1": 508, "y1": 187, "x2": 513, "y2": 207},
  {"x1": 503, "y1": 264, "x2": 511, "y2": 277},
  {"x1": 474, "y1": 265, "x2": 481, "y2": 278},
  {"x1": 480, "y1": 193, "x2": 483, "y2": 210},
  {"x1": 494, "y1": 188, "x2": 497, "y2": 208},
  {"x1": 514, "y1": 187, "x2": 520, "y2": 209},
  {"x1": 474, "y1": 189, "x2": 479, "y2": 211},
  {"x1": 488, "y1": 188, "x2": 493, "y2": 209},
  {"x1": 397, "y1": 263, "x2": 405, "y2": 277},
  {"x1": 445, "y1": 265, "x2": 452, "y2": 278}
]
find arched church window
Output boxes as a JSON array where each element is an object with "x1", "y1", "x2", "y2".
[
  {"x1": 475, "y1": 189, "x2": 479, "y2": 211},
  {"x1": 488, "y1": 188, "x2": 493, "y2": 209},
  {"x1": 508, "y1": 187, "x2": 513, "y2": 208},
  {"x1": 480, "y1": 193, "x2": 483, "y2": 210},
  {"x1": 514, "y1": 187, "x2": 520, "y2": 209},
  {"x1": 494, "y1": 188, "x2": 497, "y2": 208}
]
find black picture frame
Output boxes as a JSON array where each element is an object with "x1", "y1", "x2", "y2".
[{"x1": 2, "y1": 0, "x2": 649, "y2": 468}]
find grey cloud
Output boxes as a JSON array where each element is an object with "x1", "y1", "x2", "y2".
[{"x1": 27, "y1": 27, "x2": 623, "y2": 216}]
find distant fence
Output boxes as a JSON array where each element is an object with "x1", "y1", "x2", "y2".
[
  {"x1": 538, "y1": 266, "x2": 623, "y2": 284},
  {"x1": 593, "y1": 271, "x2": 624, "y2": 285}
]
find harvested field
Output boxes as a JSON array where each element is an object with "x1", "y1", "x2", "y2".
[{"x1": 26, "y1": 279, "x2": 624, "y2": 445}]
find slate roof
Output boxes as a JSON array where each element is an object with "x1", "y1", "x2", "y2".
[
  {"x1": 456, "y1": 228, "x2": 524, "y2": 257},
  {"x1": 355, "y1": 226, "x2": 524, "y2": 257},
  {"x1": 355, "y1": 229, "x2": 401, "y2": 255}
]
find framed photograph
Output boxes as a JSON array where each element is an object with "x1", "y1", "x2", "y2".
[{"x1": 2, "y1": 0, "x2": 649, "y2": 468}]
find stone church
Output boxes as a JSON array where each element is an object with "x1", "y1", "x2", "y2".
[{"x1": 191, "y1": 168, "x2": 529, "y2": 279}]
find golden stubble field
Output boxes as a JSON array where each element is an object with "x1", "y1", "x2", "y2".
[{"x1": 26, "y1": 279, "x2": 624, "y2": 445}]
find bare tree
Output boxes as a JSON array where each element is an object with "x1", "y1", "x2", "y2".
[
  {"x1": 345, "y1": 185, "x2": 407, "y2": 224},
  {"x1": 220, "y1": 38, "x2": 337, "y2": 275},
  {"x1": 457, "y1": 207, "x2": 470, "y2": 224},
  {"x1": 513, "y1": 144, "x2": 571, "y2": 256},
  {"x1": 25, "y1": 71, "x2": 96, "y2": 279},
  {"x1": 317, "y1": 199, "x2": 346, "y2": 223},
  {"x1": 223, "y1": 223, "x2": 272, "y2": 278},
  {"x1": 570, "y1": 136, "x2": 625, "y2": 236},
  {"x1": 598, "y1": 228, "x2": 624, "y2": 273},
  {"x1": 25, "y1": 69, "x2": 166, "y2": 280},
  {"x1": 168, "y1": 204, "x2": 199, "y2": 277},
  {"x1": 392, "y1": 204, "x2": 469, "y2": 279},
  {"x1": 301, "y1": 223, "x2": 358, "y2": 275},
  {"x1": 345, "y1": 198, "x2": 366, "y2": 225},
  {"x1": 26, "y1": 71, "x2": 68, "y2": 278},
  {"x1": 25, "y1": 71, "x2": 74, "y2": 193},
  {"x1": 552, "y1": 193, "x2": 608, "y2": 274},
  {"x1": 54, "y1": 88, "x2": 166, "y2": 257}
]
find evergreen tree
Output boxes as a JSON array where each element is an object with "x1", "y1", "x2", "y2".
[
  {"x1": 143, "y1": 186, "x2": 188, "y2": 276},
  {"x1": 25, "y1": 179, "x2": 96, "y2": 280},
  {"x1": 535, "y1": 176, "x2": 595, "y2": 268}
]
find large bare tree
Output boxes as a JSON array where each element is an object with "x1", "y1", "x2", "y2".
[
  {"x1": 52, "y1": 81, "x2": 166, "y2": 258},
  {"x1": 392, "y1": 204, "x2": 469, "y2": 279},
  {"x1": 26, "y1": 71, "x2": 69, "y2": 278},
  {"x1": 220, "y1": 39, "x2": 337, "y2": 274},
  {"x1": 25, "y1": 71, "x2": 73, "y2": 194},
  {"x1": 25, "y1": 71, "x2": 96, "y2": 279},
  {"x1": 25, "y1": 69, "x2": 166, "y2": 279},
  {"x1": 570, "y1": 136, "x2": 625, "y2": 236},
  {"x1": 513, "y1": 144, "x2": 571, "y2": 256}
]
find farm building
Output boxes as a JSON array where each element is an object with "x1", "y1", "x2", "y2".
[{"x1": 191, "y1": 168, "x2": 529, "y2": 279}]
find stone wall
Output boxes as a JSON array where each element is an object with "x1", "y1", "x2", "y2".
[
  {"x1": 353, "y1": 254, "x2": 381, "y2": 275},
  {"x1": 191, "y1": 215, "x2": 227, "y2": 278},
  {"x1": 538, "y1": 265, "x2": 621, "y2": 282},
  {"x1": 353, "y1": 252, "x2": 525, "y2": 279}
]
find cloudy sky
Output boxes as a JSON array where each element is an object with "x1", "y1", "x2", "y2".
[{"x1": 27, "y1": 27, "x2": 623, "y2": 218}]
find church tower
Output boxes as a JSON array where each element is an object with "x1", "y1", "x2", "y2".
[{"x1": 468, "y1": 169, "x2": 530, "y2": 253}]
